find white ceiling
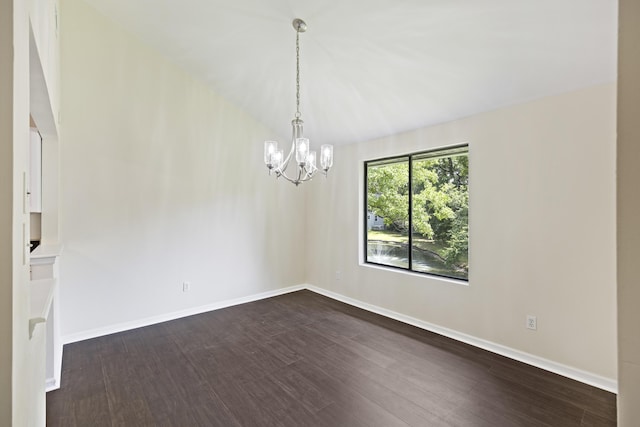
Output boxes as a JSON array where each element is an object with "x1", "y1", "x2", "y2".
[{"x1": 82, "y1": 0, "x2": 617, "y2": 146}]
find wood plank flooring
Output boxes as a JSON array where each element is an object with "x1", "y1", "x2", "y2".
[{"x1": 47, "y1": 290, "x2": 616, "y2": 426}]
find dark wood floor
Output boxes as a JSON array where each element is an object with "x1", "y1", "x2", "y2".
[{"x1": 47, "y1": 290, "x2": 616, "y2": 426}]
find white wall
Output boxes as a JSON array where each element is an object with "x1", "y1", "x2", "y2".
[
  {"x1": 617, "y1": 0, "x2": 640, "y2": 422},
  {"x1": 31, "y1": 0, "x2": 63, "y2": 247},
  {"x1": 16, "y1": 0, "x2": 45, "y2": 422},
  {"x1": 59, "y1": 0, "x2": 306, "y2": 339},
  {"x1": 307, "y1": 83, "x2": 617, "y2": 382},
  {"x1": 2, "y1": 0, "x2": 52, "y2": 425},
  {"x1": 28, "y1": 0, "x2": 60, "y2": 131}
]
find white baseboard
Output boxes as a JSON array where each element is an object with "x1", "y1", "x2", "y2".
[
  {"x1": 45, "y1": 377, "x2": 59, "y2": 392},
  {"x1": 58, "y1": 283, "x2": 617, "y2": 394},
  {"x1": 61, "y1": 284, "x2": 306, "y2": 344},
  {"x1": 305, "y1": 285, "x2": 618, "y2": 394}
]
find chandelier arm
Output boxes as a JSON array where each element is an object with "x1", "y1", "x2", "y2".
[
  {"x1": 306, "y1": 168, "x2": 317, "y2": 180},
  {"x1": 274, "y1": 162, "x2": 318, "y2": 185},
  {"x1": 298, "y1": 172, "x2": 316, "y2": 183},
  {"x1": 299, "y1": 163, "x2": 314, "y2": 181},
  {"x1": 278, "y1": 163, "x2": 318, "y2": 185},
  {"x1": 275, "y1": 167, "x2": 295, "y2": 183},
  {"x1": 277, "y1": 172, "x2": 299, "y2": 185},
  {"x1": 280, "y1": 139, "x2": 295, "y2": 171},
  {"x1": 273, "y1": 159, "x2": 301, "y2": 184}
]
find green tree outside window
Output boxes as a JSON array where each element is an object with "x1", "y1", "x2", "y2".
[{"x1": 366, "y1": 146, "x2": 468, "y2": 280}]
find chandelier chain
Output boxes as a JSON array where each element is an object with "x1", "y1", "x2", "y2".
[{"x1": 295, "y1": 29, "x2": 301, "y2": 119}]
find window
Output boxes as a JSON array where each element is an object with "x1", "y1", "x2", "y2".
[{"x1": 365, "y1": 145, "x2": 468, "y2": 281}]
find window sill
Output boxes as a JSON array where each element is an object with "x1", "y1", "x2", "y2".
[{"x1": 359, "y1": 262, "x2": 469, "y2": 287}]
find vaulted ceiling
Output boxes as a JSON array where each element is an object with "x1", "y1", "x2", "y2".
[{"x1": 82, "y1": 0, "x2": 617, "y2": 145}]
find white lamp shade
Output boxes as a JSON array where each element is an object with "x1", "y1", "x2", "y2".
[
  {"x1": 320, "y1": 144, "x2": 333, "y2": 170},
  {"x1": 273, "y1": 150, "x2": 283, "y2": 170},
  {"x1": 306, "y1": 151, "x2": 317, "y2": 172},
  {"x1": 264, "y1": 141, "x2": 278, "y2": 165},
  {"x1": 295, "y1": 138, "x2": 309, "y2": 164}
]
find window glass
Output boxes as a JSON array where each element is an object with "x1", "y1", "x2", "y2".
[
  {"x1": 365, "y1": 146, "x2": 468, "y2": 281},
  {"x1": 366, "y1": 158, "x2": 409, "y2": 269}
]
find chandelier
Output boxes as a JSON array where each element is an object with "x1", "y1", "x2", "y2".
[{"x1": 263, "y1": 19, "x2": 334, "y2": 186}]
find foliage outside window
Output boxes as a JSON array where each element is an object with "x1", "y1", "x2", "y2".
[{"x1": 365, "y1": 145, "x2": 469, "y2": 280}]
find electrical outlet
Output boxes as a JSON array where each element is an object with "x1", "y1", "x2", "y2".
[
  {"x1": 526, "y1": 315, "x2": 537, "y2": 330},
  {"x1": 335, "y1": 270, "x2": 342, "y2": 281},
  {"x1": 182, "y1": 281, "x2": 191, "y2": 292}
]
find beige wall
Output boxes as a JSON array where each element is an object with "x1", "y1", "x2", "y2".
[
  {"x1": 0, "y1": 0, "x2": 14, "y2": 422},
  {"x1": 617, "y1": 0, "x2": 640, "y2": 423},
  {"x1": 58, "y1": 0, "x2": 306, "y2": 339},
  {"x1": 307, "y1": 83, "x2": 617, "y2": 382}
]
